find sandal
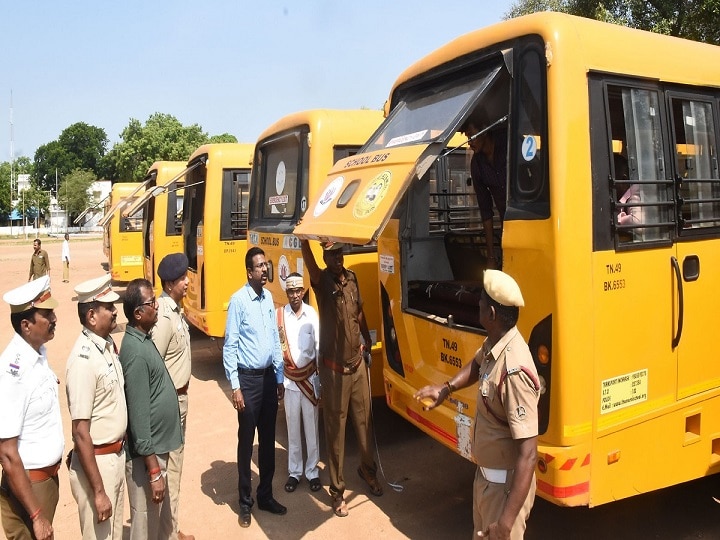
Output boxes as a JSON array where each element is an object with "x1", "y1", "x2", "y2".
[
  {"x1": 332, "y1": 496, "x2": 348, "y2": 517},
  {"x1": 284, "y1": 476, "x2": 299, "y2": 493},
  {"x1": 358, "y1": 466, "x2": 383, "y2": 496},
  {"x1": 309, "y1": 477, "x2": 322, "y2": 492}
]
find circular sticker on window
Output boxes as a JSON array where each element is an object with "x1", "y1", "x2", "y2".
[
  {"x1": 521, "y1": 136, "x2": 537, "y2": 162},
  {"x1": 276, "y1": 161, "x2": 286, "y2": 195},
  {"x1": 278, "y1": 255, "x2": 290, "y2": 290},
  {"x1": 353, "y1": 170, "x2": 391, "y2": 219},
  {"x1": 313, "y1": 176, "x2": 344, "y2": 217}
]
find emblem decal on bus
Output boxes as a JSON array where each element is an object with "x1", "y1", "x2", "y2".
[
  {"x1": 353, "y1": 170, "x2": 391, "y2": 219},
  {"x1": 313, "y1": 176, "x2": 344, "y2": 217}
]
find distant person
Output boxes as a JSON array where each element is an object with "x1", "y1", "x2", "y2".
[
  {"x1": 223, "y1": 247, "x2": 286, "y2": 528},
  {"x1": 276, "y1": 273, "x2": 321, "y2": 494},
  {"x1": 0, "y1": 276, "x2": 62, "y2": 540},
  {"x1": 462, "y1": 121, "x2": 508, "y2": 269},
  {"x1": 66, "y1": 275, "x2": 126, "y2": 540},
  {"x1": 151, "y1": 254, "x2": 194, "y2": 540},
  {"x1": 300, "y1": 239, "x2": 381, "y2": 518},
  {"x1": 119, "y1": 279, "x2": 182, "y2": 540},
  {"x1": 415, "y1": 270, "x2": 540, "y2": 539},
  {"x1": 61, "y1": 234, "x2": 71, "y2": 283},
  {"x1": 29, "y1": 239, "x2": 50, "y2": 281}
]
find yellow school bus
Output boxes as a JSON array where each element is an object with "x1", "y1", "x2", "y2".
[
  {"x1": 121, "y1": 161, "x2": 188, "y2": 295},
  {"x1": 181, "y1": 143, "x2": 254, "y2": 337},
  {"x1": 295, "y1": 13, "x2": 720, "y2": 507},
  {"x1": 98, "y1": 182, "x2": 145, "y2": 283},
  {"x1": 247, "y1": 109, "x2": 384, "y2": 395}
]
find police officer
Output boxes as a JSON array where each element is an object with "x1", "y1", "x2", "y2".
[
  {"x1": 66, "y1": 275, "x2": 126, "y2": 540},
  {"x1": 0, "y1": 276, "x2": 63, "y2": 540},
  {"x1": 151, "y1": 253, "x2": 194, "y2": 540},
  {"x1": 415, "y1": 270, "x2": 540, "y2": 540}
]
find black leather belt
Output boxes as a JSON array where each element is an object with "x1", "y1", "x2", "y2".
[{"x1": 238, "y1": 366, "x2": 273, "y2": 376}]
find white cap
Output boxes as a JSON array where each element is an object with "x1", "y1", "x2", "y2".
[
  {"x1": 3, "y1": 276, "x2": 59, "y2": 313},
  {"x1": 483, "y1": 269, "x2": 524, "y2": 307},
  {"x1": 74, "y1": 275, "x2": 120, "y2": 304}
]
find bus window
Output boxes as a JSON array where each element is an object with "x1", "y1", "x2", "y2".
[
  {"x1": 184, "y1": 164, "x2": 206, "y2": 271},
  {"x1": 220, "y1": 170, "x2": 250, "y2": 240},
  {"x1": 166, "y1": 187, "x2": 183, "y2": 236},
  {"x1": 670, "y1": 96, "x2": 720, "y2": 231},
  {"x1": 121, "y1": 206, "x2": 143, "y2": 232},
  {"x1": 260, "y1": 132, "x2": 304, "y2": 220}
]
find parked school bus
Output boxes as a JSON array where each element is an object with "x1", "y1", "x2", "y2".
[
  {"x1": 247, "y1": 109, "x2": 385, "y2": 395},
  {"x1": 182, "y1": 143, "x2": 254, "y2": 337},
  {"x1": 122, "y1": 161, "x2": 188, "y2": 295},
  {"x1": 98, "y1": 182, "x2": 145, "y2": 283},
  {"x1": 295, "y1": 12, "x2": 720, "y2": 507}
]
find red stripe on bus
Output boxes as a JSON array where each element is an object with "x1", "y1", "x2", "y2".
[
  {"x1": 406, "y1": 408, "x2": 458, "y2": 446},
  {"x1": 581, "y1": 454, "x2": 591, "y2": 467},
  {"x1": 559, "y1": 458, "x2": 577, "y2": 471},
  {"x1": 536, "y1": 478, "x2": 590, "y2": 499}
]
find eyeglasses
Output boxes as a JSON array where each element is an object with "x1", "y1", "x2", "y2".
[
  {"x1": 253, "y1": 262, "x2": 268, "y2": 269},
  {"x1": 136, "y1": 297, "x2": 157, "y2": 310}
]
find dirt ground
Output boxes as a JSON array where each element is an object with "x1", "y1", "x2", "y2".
[{"x1": 0, "y1": 236, "x2": 477, "y2": 540}]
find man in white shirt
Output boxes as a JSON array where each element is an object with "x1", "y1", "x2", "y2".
[
  {"x1": 0, "y1": 276, "x2": 63, "y2": 540},
  {"x1": 276, "y1": 273, "x2": 321, "y2": 494},
  {"x1": 61, "y1": 234, "x2": 71, "y2": 283}
]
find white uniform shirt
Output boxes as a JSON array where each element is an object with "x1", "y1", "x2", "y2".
[
  {"x1": 0, "y1": 333, "x2": 64, "y2": 468},
  {"x1": 281, "y1": 302, "x2": 319, "y2": 392},
  {"x1": 61, "y1": 239, "x2": 70, "y2": 263}
]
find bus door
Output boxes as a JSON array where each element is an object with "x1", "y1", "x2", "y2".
[{"x1": 668, "y1": 92, "x2": 720, "y2": 399}]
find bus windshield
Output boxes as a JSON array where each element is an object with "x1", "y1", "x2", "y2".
[
  {"x1": 258, "y1": 130, "x2": 306, "y2": 221},
  {"x1": 363, "y1": 63, "x2": 503, "y2": 153}
]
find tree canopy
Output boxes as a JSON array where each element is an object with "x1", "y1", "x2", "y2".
[
  {"x1": 103, "y1": 113, "x2": 213, "y2": 182},
  {"x1": 57, "y1": 169, "x2": 96, "y2": 222},
  {"x1": 505, "y1": 0, "x2": 720, "y2": 44}
]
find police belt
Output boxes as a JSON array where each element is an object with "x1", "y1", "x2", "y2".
[
  {"x1": 28, "y1": 461, "x2": 61, "y2": 483},
  {"x1": 176, "y1": 382, "x2": 190, "y2": 395},
  {"x1": 479, "y1": 467, "x2": 512, "y2": 484},
  {"x1": 322, "y1": 355, "x2": 363, "y2": 375},
  {"x1": 94, "y1": 439, "x2": 124, "y2": 456}
]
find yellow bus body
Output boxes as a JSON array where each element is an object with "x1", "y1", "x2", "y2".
[
  {"x1": 102, "y1": 182, "x2": 145, "y2": 284},
  {"x1": 181, "y1": 143, "x2": 254, "y2": 337},
  {"x1": 295, "y1": 13, "x2": 720, "y2": 506},
  {"x1": 132, "y1": 161, "x2": 188, "y2": 296},
  {"x1": 248, "y1": 109, "x2": 385, "y2": 395}
]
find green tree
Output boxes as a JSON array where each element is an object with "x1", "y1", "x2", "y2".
[
  {"x1": 16, "y1": 184, "x2": 52, "y2": 227},
  {"x1": 209, "y1": 133, "x2": 238, "y2": 144},
  {"x1": 0, "y1": 158, "x2": 33, "y2": 221},
  {"x1": 34, "y1": 123, "x2": 108, "y2": 191},
  {"x1": 505, "y1": 0, "x2": 720, "y2": 44},
  {"x1": 58, "y1": 169, "x2": 96, "y2": 224},
  {"x1": 103, "y1": 113, "x2": 210, "y2": 182}
]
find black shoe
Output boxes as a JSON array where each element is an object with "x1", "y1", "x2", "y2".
[
  {"x1": 239, "y1": 504, "x2": 251, "y2": 528},
  {"x1": 257, "y1": 498, "x2": 287, "y2": 515},
  {"x1": 284, "y1": 476, "x2": 299, "y2": 492}
]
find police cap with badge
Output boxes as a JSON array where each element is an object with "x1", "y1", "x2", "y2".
[
  {"x1": 157, "y1": 253, "x2": 189, "y2": 282},
  {"x1": 3, "y1": 275, "x2": 59, "y2": 314},
  {"x1": 483, "y1": 269, "x2": 524, "y2": 307},
  {"x1": 74, "y1": 274, "x2": 120, "y2": 304}
]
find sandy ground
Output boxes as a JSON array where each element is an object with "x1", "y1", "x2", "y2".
[{"x1": 0, "y1": 236, "x2": 476, "y2": 540}]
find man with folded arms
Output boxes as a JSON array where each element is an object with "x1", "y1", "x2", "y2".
[
  {"x1": 0, "y1": 276, "x2": 62, "y2": 540},
  {"x1": 66, "y1": 274, "x2": 126, "y2": 540}
]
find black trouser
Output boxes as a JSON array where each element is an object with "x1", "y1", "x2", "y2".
[{"x1": 236, "y1": 367, "x2": 278, "y2": 507}]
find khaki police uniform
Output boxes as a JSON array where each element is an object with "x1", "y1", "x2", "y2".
[
  {"x1": 472, "y1": 327, "x2": 539, "y2": 539},
  {"x1": 0, "y1": 276, "x2": 63, "y2": 539},
  {"x1": 66, "y1": 274, "x2": 126, "y2": 540},
  {"x1": 151, "y1": 291, "x2": 191, "y2": 533}
]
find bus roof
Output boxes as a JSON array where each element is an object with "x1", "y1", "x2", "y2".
[
  {"x1": 187, "y1": 142, "x2": 254, "y2": 167},
  {"x1": 390, "y1": 12, "x2": 720, "y2": 107},
  {"x1": 255, "y1": 109, "x2": 383, "y2": 145}
]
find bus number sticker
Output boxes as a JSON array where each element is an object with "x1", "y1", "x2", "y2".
[
  {"x1": 282, "y1": 235, "x2": 301, "y2": 250},
  {"x1": 313, "y1": 176, "x2": 344, "y2": 217},
  {"x1": 249, "y1": 232, "x2": 259, "y2": 245},
  {"x1": 269, "y1": 195, "x2": 289, "y2": 205},
  {"x1": 278, "y1": 255, "x2": 290, "y2": 290},
  {"x1": 353, "y1": 171, "x2": 391, "y2": 219},
  {"x1": 379, "y1": 254, "x2": 394, "y2": 274},
  {"x1": 300, "y1": 196, "x2": 307, "y2": 213},
  {"x1": 600, "y1": 368, "x2": 648, "y2": 414},
  {"x1": 521, "y1": 136, "x2": 537, "y2": 161},
  {"x1": 386, "y1": 130, "x2": 428, "y2": 148}
]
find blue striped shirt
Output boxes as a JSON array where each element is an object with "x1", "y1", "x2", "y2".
[{"x1": 223, "y1": 283, "x2": 283, "y2": 389}]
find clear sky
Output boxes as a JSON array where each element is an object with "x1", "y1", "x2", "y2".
[{"x1": 1, "y1": 1, "x2": 513, "y2": 163}]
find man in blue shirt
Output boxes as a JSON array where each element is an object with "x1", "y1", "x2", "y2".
[{"x1": 223, "y1": 247, "x2": 285, "y2": 528}]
